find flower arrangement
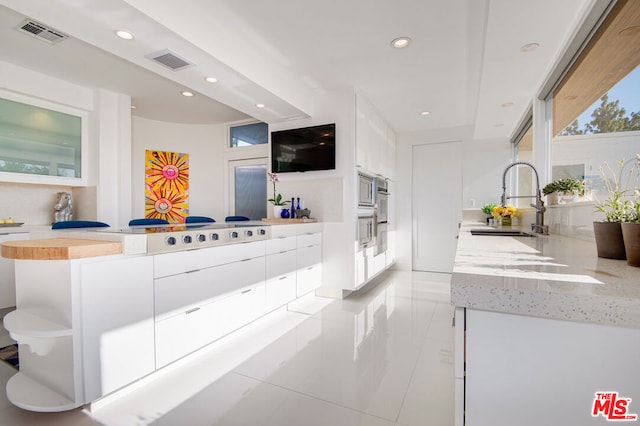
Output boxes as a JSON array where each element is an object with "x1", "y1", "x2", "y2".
[
  {"x1": 492, "y1": 204, "x2": 518, "y2": 219},
  {"x1": 267, "y1": 172, "x2": 289, "y2": 206}
]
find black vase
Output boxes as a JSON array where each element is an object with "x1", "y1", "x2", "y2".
[{"x1": 593, "y1": 221, "x2": 626, "y2": 260}]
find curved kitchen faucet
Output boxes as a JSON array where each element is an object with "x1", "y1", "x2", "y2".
[{"x1": 501, "y1": 161, "x2": 548, "y2": 234}]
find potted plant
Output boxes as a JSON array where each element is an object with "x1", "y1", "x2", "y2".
[
  {"x1": 620, "y1": 189, "x2": 640, "y2": 266},
  {"x1": 620, "y1": 154, "x2": 640, "y2": 266},
  {"x1": 593, "y1": 159, "x2": 635, "y2": 259},
  {"x1": 542, "y1": 178, "x2": 585, "y2": 205},
  {"x1": 267, "y1": 172, "x2": 289, "y2": 217},
  {"x1": 481, "y1": 203, "x2": 497, "y2": 223}
]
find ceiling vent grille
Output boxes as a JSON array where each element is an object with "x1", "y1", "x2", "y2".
[
  {"x1": 146, "y1": 49, "x2": 195, "y2": 71},
  {"x1": 17, "y1": 19, "x2": 67, "y2": 44}
]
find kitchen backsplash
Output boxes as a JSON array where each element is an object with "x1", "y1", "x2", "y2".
[
  {"x1": 0, "y1": 182, "x2": 96, "y2": 225},
  {"x1": 463, "y1": 203, "x2": 599, "y2": 241}
]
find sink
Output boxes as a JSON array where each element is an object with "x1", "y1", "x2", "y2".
[{"x1": 470, "y1": 228, "x2": 536, "y2": 237}]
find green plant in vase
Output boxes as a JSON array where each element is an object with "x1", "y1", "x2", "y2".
[
  {"x1": 592, "y1": 157, "x2": 637, "y2": 260},
  {"x1": 542, "y1": 178, "x2": 585, "y2": 205}
]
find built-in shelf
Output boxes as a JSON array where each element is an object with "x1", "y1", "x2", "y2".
[
  {"x1": 3, "y1": 310, "x2": 72, "y2": 338},
  {"x1": 6, "y1": 373, "x2": 80, "y2": 412}
]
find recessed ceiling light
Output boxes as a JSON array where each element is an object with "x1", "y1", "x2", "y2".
[
  {"x1": 391, "y1": 37, "x2": 411, "y2": 49},
  {"x1": 256, "y1": 103, "x2": 265, "y2": 108},
  {"x1": 181, "y1": 91, "x2": 194, "y2": 97},
  {"x1": 205, "y1": 76, "x2": 218, "y2": 83},
  {"x1": 130, "y1": 105, "x2": 137, "y2": 109},
  {"x1": 501, "y1": 102, "x2": 514, "y2": 108},
  {"x1": 420, "y1": 111, "x2": 431, "y2": 116},
  {"x1": 115, "y1": 30, "x2": 134, "y2": 40},
  {"x1": 520, "y1": 42, "x2": 540, "y2": 52}
]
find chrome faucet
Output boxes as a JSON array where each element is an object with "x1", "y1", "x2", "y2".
[{"x1": 501, "y1": 161, "x2": 548, "y2": 234}]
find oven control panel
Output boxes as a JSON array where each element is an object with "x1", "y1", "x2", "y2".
[{"x1": 146, "y1": 225, "x2": 271, "y2": 254}]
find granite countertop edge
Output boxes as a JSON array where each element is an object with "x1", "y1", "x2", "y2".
[{"x1": 451, "y1": 221, "x2": 640, "y2": 329}]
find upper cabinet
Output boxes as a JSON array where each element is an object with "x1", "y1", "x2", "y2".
[
  {"x1": 355, "y1": 93, "x2": 396, "y2": 180},
  {"x1": 0, "y1": 90, "x2": 88, "y2": 187}
]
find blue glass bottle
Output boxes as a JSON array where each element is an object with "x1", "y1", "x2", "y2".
[{"x1": 290, "y1": 198, "x2": 295, "y2": 219}]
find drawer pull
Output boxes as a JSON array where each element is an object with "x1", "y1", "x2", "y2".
[
  {"x1": 241, "y1": 288, "x2": 253, "y2": 294},
  {"x1": 307, "y1": 266, "x2": 314, "y2": 271},
  {"x1": 185, "y1": 307, "x2": 200, "y2": 315},
  {"x1": 279, "y1": 276, "x2": 288, "y2": 281}
]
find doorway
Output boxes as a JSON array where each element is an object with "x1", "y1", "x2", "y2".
[
  {"x1": 228, "y1": 158, "x2": 267, "y2": 220},
  {"x1": 412, "y1": 141, "x2": 462, "y2": 273}
]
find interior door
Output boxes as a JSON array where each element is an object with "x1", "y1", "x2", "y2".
[
  {"x1": 228, "y1": 158, "x2": 267, "y2": 219},
  {"x1": 412, "y1": 141, "x2": 462, "y2": 273}
]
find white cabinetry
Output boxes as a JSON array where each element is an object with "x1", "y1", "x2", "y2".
[
  {"x1": 296, "y1": 232, "x2": 322, "y2": 297},
  {"x1": 0, "y1": 232, "x2": 28, "y2": 309},
  {"x1": 457, "y1": 308, "x2": 640, "y2": 426},
  {"x1": 153, "y1": 241, "x2": 267, "y2": 368},
  {"x1": 4, "y1": 255, "x2": 153, "y2": 411},
  {"x1": 355, "y1": 93, "x2": 396, "y2": 179},
  {"x1": 80, "y1": 256, "x2": 155, "y2": 401},
  {"x1": 266, "y1": 236, "x2": 297, "y2": 311}
]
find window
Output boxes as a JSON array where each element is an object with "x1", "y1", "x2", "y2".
[
  {"x1": 512, "y1": 114, "x2": 535, "y2": 208},
  {"x1": 0, "y1": 91, "x2": 87, "y2": 185},
  {"x1": 548, "y1": 0, "x2": 640, "y2": 199},
  {"x1": 229, "y1": 122, "x2": 268, "y2": 148}
]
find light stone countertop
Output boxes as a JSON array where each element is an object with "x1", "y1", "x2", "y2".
[{"x1": 451, "y1": 221, "x2": 640, "y2": 329}]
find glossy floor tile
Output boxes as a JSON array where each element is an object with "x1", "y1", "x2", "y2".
[{"x1": 0, "y1": 270, "x2": 455, "y2": 425}]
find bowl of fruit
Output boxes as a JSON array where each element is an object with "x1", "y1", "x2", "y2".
[{"x1": 0, "y1": 218, "x2": 22, "y2": 227}]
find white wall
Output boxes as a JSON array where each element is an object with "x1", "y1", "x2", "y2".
[
  {"x1": 396, "y1": 126, "x2": 512, "y2": 270},
  {"x1": 269, "y1": 90, "x2": 356, "y2": 298},
  {"x1": 131, "y1": 117, "x2": 230, "y2": 222}
]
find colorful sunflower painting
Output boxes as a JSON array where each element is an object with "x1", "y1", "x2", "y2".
[{"x1": 145, "y1": 150, "x2": 189, "y2": 222}]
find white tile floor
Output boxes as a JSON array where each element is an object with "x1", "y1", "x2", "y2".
[{"x1": 0, "y1": 270, "x2": 455, "y2": 425}]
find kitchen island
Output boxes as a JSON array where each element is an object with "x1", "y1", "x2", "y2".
[
  {"x1": 1, "y1": 222, "x2": 322, "y2": 412},
  {"x1": 451, "y1": 221, "x2": 640, "y2": 426}
]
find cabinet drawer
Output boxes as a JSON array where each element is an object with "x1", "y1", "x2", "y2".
[
  {"x1": 297, "y1": 232, "x2": 321, "y2": 248},
  {"x1": 266, "y1": 272, "x2": 296, "y2": 311},
  {"x1": 266, "y1": 250, "x2": 297, "y2": 281},
  {"x1": 155, "y1": 282, "x2": 265, "y2": 368},
  {"x1": 297, "y1": 243, "x2": 321, "y2": 268},
  {"x1": 266, "y1": 236, "x2": 296, "y2": 255},
  {"x1": 297, "y1": 262, "x2": 321, "y2": 297},
  {"x1": 155, "y1": 255, "x2": 265, "y2": 320},
  {"x1": 154, "y1": 240, "x2": 266, "y2": 278}
]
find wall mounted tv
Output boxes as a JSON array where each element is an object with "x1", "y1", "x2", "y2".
[{"x1": 271, "y1": 123, "x2": 336, "y2": 173}]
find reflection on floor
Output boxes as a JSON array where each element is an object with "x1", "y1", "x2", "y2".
[{"x1": 0, "y1": 270, "x2": 454, "y2": 426}]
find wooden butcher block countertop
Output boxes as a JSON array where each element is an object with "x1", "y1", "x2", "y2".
[{"x1": 1, "y1": 238, "x2": 122, "y2": 260}]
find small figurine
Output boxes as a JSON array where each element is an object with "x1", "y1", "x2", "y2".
[{"x1": 53, "y1": 192, "x2": 73, "y2": 222}]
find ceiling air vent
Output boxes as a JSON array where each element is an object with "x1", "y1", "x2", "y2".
[
  {"x1": 17, "y1": 19, "x2": 67, "y2": 44},
  {"x1": 146, "y1": 49, "x2": 195, "y2": 71}
]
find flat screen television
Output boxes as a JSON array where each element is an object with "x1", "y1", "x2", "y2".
[{"x1": 271, "y1": 123, "x2": 335, "y2": 173}]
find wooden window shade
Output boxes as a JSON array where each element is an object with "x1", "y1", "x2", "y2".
[{"x1": 552, "y1": 0, "x2": 640, "y2": 136}]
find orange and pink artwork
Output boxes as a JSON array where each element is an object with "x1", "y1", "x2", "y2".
[{"x1": 145, "y1": 150, "x2": 189, "y2": 223}]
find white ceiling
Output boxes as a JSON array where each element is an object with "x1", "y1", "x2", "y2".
[{"x1": 0, "y1": 0, "x2": 595, "y2": 138}]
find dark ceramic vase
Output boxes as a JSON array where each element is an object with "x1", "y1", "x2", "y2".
[
  {"x1": 621, "y1": 222, "x2": 640, "y2": 267},
  {"x1": 593, "y1": 221, "x2": 626, "y2": 260}
]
